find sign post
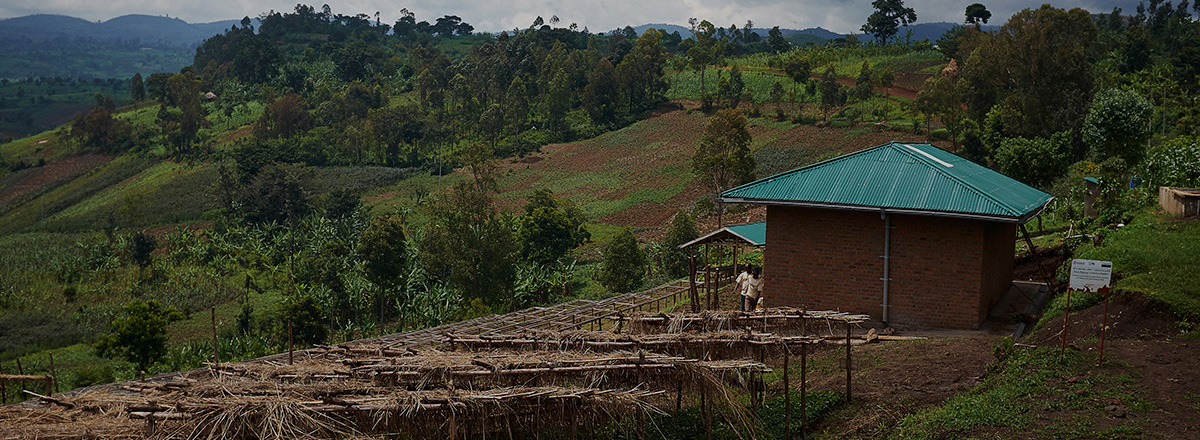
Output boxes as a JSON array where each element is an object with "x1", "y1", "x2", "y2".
[{"x1": 1066, "y1": 259, "x2": 1113, "y2": 362}]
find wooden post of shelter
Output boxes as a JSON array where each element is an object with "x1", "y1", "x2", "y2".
[
  {"x1": 704, "y1": 245, "x2": 711, "y2": 310},
  {"x1": 1, "y1": 364, "x2": 6, "y2": 404},
  {"x1": 689, "y1": 254, "x2": 699, "y2": 313}
]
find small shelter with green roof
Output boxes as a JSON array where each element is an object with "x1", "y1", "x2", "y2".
[{"x1": 720, "y1": 142, "x2": 1052, "y2": 329}]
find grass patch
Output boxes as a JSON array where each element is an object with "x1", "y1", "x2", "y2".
[{"x1": 1071, "y1": 213, "x2": 1200, "y2": 321}]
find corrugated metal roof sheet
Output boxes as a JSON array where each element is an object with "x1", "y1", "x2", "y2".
[
  {"x1": 680, "y1": 221, "x2": 766, "y2": 248},
  {"x1": 721, "y1": 142, "x2": 1052, "y2": 221}
]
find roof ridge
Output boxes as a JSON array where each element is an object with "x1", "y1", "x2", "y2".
[
  {"x1": 890, "y1": 142, "x2": 1018, "y2": 216},
  {"x1": 724, "y1": 145, "x2": 888, "y2": 195}
]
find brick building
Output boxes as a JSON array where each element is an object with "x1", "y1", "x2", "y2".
[{"x1": 719, "y1": 142, "x2": 1052, "y2": 329}]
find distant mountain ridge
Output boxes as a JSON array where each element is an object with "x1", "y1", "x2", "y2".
[
  {"x1": 628, "y1": 23, "x2": 843, "y2": 41},
  {"x1": 629, "y1": 21, "x2": 999, "y2": 45},
  {"x1": 0, "y1": 14, "x2": 241, "y2": 48}
]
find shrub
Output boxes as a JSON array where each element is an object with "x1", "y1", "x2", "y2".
[{"x1": 598, "y1": 228, "x2": 647, "y2": 293}]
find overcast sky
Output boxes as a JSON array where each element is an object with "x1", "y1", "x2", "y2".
[{"x1": 1, "y1": 1, "x2": 1129, "y2": 34}]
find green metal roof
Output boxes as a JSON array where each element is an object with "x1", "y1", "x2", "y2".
[
  {"x1": 680, "y1": 221, "x2": 766, "y2": 248},
  {"x1": 720, "y1": 142, "x2": 1053, "y2": 222}
]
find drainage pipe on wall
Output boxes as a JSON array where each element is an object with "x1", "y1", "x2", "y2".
[{"x1": 881, "y1": 212, "x2": 892, "y2": 325}]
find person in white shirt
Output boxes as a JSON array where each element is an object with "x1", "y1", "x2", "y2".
[
  {"x1": 733, "y1": 264, "x2": 752, "y2": 311},
  {"x1": 743, "y1": 267, "x2": 763, "y2": 312}
]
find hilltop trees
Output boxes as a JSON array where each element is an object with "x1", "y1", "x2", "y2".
[
  {"x1": 862, "y1": 0, "x2": 918, "y2": 45},
  {"x1": 965, "y1": 3, "x2": 992, "y2": 28}
]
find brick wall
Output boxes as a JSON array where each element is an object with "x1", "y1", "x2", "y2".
[{"x1": 764, "y1": 205, "x2": 1015, "y2": 329}]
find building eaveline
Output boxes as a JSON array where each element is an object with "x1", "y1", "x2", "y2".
[{"x1": 720, "y1": 142, "x2": 1052, "y2": 329}]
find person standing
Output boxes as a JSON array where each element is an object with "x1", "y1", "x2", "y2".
[
  {"x1": 744, "y1": 267, "x2": 764, "y2": 312},
  {"x1": 734, "y1": 264, "x2": 752, "y2": 311}
]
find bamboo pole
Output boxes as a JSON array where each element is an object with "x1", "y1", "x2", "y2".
[{"x1": 48, "y1": 351, "x2": 58, "y2": 394}]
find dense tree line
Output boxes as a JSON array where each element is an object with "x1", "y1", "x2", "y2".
[{"x1": 914, "y1": 1, "x2": 1200, "y2": 215}]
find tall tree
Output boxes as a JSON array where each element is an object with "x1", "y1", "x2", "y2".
[
  {"x1": 782, "y1": 52, "x2": 812, "y2": 116},
  {"x1": 767, "y1": 26, "x2": 790, "y2": 53},
  {"x1": 130, "y1": 73, "x2": 145, "y2": 103},
  {"x1": 693, "y1": 109, "x2": 755, "y2": 195},
  {"x1": 861, "y1": 0, "x2": 918, "y2": 45},
  {"x1": 359, "y1": 214, "x2": 408, "y2": 325},
  {"x1": 958, "y1": 5, "x2": 1096, "y2": 139},
  {"x1": 965, "y1": 3, "x2": 992, "y2": 28},
  {"x1": 818, "y1": 63, "x2": 846, "y2": 119}
]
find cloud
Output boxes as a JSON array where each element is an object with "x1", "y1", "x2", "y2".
[{"x1": 0, "y1": 0, "x2": 1133, "y2": 34}]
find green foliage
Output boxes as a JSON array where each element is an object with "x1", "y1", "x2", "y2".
[
  {"x1": 422, "y1": 176, "x2": 518, "y2": 309},
  {"x1": 818, "y1": 63, "x2": 846, "y2": 118},
  {"x1": 861, "y1": 0, "x2": 918, "y2": 45},
  {"x1": 359, "y1": 214, "x2": 408, "y2": 290},
  {"x1": 1143, "y1": 136, "x2": 1200, "y2": 187},
  {"x1": 993, "y1": 132, "x2": 1071, "y2": 190},
  {"x1": 959, "y1": 5, "x2": 1096, "y2": 139},
  {"x1": 1068, "y1": 213, "x2": 1200, "y2": 321},
  {"x1": 517, "y1": 189, "x2": 590, "y2": 265},
  {"x1": 659, "y1": 211, "x2": 699, "y2": 278},
  {"x1": 127, "y1": 230, "x2": 157, "y2": 270},
  {"x1": 693, "y1": 108, "x2": 756, "y2": 194},
  {"x1": 1082, "y1": 88, "x2": 1153, "y2": 165},
  {"x1": 93, "y1": 299, "x2": 185, "y2": 371},
  {"x1": 965, "y1": 3, "x2": 993, "y2": 26},
  {"x1": 598, "y1": 228, "x2": 646, "y2": 293},
  {"x1": 359, "y1": 214, "x2": 407, "y2": 323},
  {"x1": 280, "y1": 295, "x2": 328, "y2": 347}
]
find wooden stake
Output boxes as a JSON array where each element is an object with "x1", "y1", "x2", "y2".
[
  {"x1": 1098, "y1": 287, "x2": 1111, "y2": 366},
  {"x1": 47, "y1": 352, "x2": 56, "y2": 395},
  {"x1": 784, "y1": 343, "x2": 791, "y2": 440},
  {"x1": 845, "y1": 322, "x2": 852, "y2": 403},
  {"x1": 676, "y1": 380, "x2": 683, "y2": 410},
  {"x1": 637, "y1": 351, "x2": 646, "y2": 440},
  {"x1": 801, "y1": 341, "x2": 807, "y2": 439},
  {"x1": 211, "y1": 306, "x2": 220, "y2": 365},
  {"x1": 1061, "y1": 290, "x2": 1072, "y2": 359},
  {"x1": 16, "y1": 358, "x2": 24, "y2": 394},
  {"x1": 288, "y1": 320, "x2": 295, "y2": 366}
]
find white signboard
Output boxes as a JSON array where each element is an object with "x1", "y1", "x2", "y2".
[{"x1": 1069, "y1": 259, "x2": 1113, "y2": 292}]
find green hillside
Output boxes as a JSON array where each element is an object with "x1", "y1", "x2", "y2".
[{"x1": 2, "y1": 8, "x2": 1200, "y2": 440}]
